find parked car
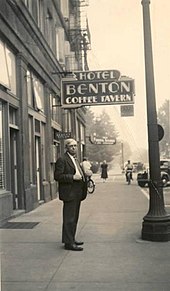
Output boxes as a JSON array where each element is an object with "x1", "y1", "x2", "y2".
[
  {"x1": 132, "y1": 162, "x2": 144, "y2": 172},
  {"x1": 137, "y1": 159, "x2": 170, "y2": 187}
]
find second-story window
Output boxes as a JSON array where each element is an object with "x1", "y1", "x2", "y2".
[
  {"x1": 46, "y1": 10, "x2": 53, "y2": 49},
  {"x1": 36, "y1": 0, "x2": 44, "y2": 32},
  {"x1": 60, "y1": 0, "x2": 69, "y2": 20},
  {"x1": 24, "y1": 0, "x2": 33, "y2": 14},
  {"x1": 55, "y1": 27, "x2": 65, "y2": 64},
  {"x1": 0, "y1": 39, "x2": 16, "y2": 94},
  {"x1": 26, "y1": 70, "x2": 44, "y2": 113}
]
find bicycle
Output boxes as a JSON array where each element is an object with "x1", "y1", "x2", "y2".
[
  {"x1": 87, "y1": 177, "x2": 95, "y2": 194},
  {"x1": 126, "y1": 170, "x2": 133, "y2": 185}
]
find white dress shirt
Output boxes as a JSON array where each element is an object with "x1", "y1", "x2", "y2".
[{"x1": 67, "y1": 152, "x2": 82, "y2": 176}]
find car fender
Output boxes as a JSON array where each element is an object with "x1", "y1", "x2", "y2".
[
  {"x1": 161, "y1": 171, "x2": 169, "y2": 177},
  {"x1": 161, "y1": 171, "x2": 170, "y2": 179}
]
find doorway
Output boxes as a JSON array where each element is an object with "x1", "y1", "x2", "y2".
[
  {"x1": 10, "y1": 129, "x2": 18, "y2": 209},
  {"x1": 35, "y1": 136, "x2": 41, "y2": 201}
]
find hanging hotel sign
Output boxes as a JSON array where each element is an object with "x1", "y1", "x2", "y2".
[
  {"x1": 74, "y1": 70, "x2": 121, "y2": 81},
  {"x1": 61, "y1": 70, "x2": 135, "y2": 108}
]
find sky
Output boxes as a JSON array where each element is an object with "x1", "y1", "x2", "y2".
[{"x1": 86, "y1": 0, "x2": 170, "y2": 159}]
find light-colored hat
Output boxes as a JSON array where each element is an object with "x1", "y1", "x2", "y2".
[{"x1": 64, "y1": 138, "x2": 77, "y2": 148}]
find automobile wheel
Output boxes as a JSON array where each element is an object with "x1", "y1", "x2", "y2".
[
  {"x1": 161, "y1": 176, "x2": 168, "y2": 187},
  {"x1": 138, "y1": 181, "x2": 146, "y2": 187}
]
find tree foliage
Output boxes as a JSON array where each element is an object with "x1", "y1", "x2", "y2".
[
  {"x1": 85, "y1": 108, "x2": 120, "y2": 163},
  {"x1": 157, "y1": 99, "x2": 170, "y2": 157}
]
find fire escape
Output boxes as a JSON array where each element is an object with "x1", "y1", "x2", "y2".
[{"x1": 68, "y1": 0, "x2": 91, "y2": 71}]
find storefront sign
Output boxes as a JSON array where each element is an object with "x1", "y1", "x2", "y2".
[
  {"x1": 55, "y1": 132, "x2": 71, "y2": 139},
  {"x1": 89, "y1": 135, "x2": 116, "y2": 145},
  {"x1": 62, "y1": 77, "x2": 135, "y2": 108}
]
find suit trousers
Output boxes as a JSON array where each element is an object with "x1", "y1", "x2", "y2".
[{"x1": 62, "y1": 181, "x2": 83, "y2": 244}]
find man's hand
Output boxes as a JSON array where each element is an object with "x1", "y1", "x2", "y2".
[{"x1": 73, "y1": 174, "x2": 82, "y2": 180}]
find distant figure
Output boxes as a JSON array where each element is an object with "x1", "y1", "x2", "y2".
[
  {"x1": 101, "y1": 160, "x2": 108, "y2": 182},
  {"x1": 124, "y1": 160, "x2": 133, "y2": 181}
]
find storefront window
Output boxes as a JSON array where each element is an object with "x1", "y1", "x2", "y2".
[{"x1": 0, "y1": 102, "x2": 5, "y2": 189}]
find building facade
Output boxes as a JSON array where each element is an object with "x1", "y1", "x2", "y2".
[{"x1": 0, "y1": 0, "x2": 90, "y2": 223}]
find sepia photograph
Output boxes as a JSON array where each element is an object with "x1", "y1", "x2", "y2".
[{"x1": 0, "y1": 0, "x2": 170, "y2": 290}]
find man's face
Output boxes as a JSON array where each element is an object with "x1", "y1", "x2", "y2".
[{"x1": 66, "y1": 142, "x2": 77, "y2": 156}]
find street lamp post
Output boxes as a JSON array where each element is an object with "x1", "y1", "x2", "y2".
[{"x1": 141, "y1": 0, "x2": 170, "y2": 241}]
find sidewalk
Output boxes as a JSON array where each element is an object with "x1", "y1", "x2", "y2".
[{"x1": 1, "y1": 172, "x2": 170, "y2": 291}]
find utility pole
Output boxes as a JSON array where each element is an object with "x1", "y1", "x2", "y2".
[
  {"x1": 141, "y1": 0, "x2": 170, "y2": 241},
  {"x1": 167, "y1": 100, "x2": 170, "y2": 158},
  {"x1": 121, "y1": 142, "x2": 124, "y2": 170}
]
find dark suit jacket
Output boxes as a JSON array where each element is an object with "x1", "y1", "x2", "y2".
[{"x1": 54, "y1": 153, "x2": 87, "y2": 202}]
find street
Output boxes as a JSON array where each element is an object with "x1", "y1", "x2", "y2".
[{"x1": 1, "y1": 169, "x2": 170, "y2": 291}]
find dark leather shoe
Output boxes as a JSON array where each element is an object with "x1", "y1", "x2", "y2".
[
  {"x1": 74, "y1": 240, "x2": 84, "y2": 245},
  {"x1": 65, "y1": 243, "x2": 83, "y2": 251}
]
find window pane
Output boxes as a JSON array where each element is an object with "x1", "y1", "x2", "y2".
[
  {"x1": 33, "y1": 75, "x2": 44, "y2": 112},
  {"x1": 37, "y1": 0, "x2": 44, "y2": 31},
  {"x1": 27, "y1": 71, "x2": 44, "y2": 112},
  {"x1": 47, "y1": 11, "x2": 53, "y2": 49},
  {"x1": 55, "y1": 27, "x2": 65, "y2": 64},
  {"x1": 80, "y1": 123, "x2": 85, "y2": 143},
  {"x1": 27, "y1": 70, "x2": 33, "y2": 106},
  {"x1": 64, "y1": 110, "x2": 71, "y2": 131},
  {"x1": 6, "y1": 46, "x2": 16, "y2": 94},
  {"x1": 35, "y1": 119, "x2": 40, "y2": 133},
  {"x1": 60, "y1": 0, "x2": 69, "y2": 19},
  {"x1": 9, "y1": 106, "x2": 17, "y2": 125},
  {"x1": 51, "y1": 94, "x2": 61, "y2": 123},
  {"x1": 0, "y1": 40, "x2": 10, "y2": 89}
]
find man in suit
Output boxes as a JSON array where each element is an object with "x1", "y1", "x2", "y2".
[{"x1": 54, "y1": 138, "x2": 87, "y2": 251}]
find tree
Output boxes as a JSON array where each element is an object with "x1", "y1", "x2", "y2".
[
  {"x1": 157, "y1": 99, "x2": 170, "y2": 157},
  {"x1": 85, "y1": 108, "x2": 120, "y2": 163}
]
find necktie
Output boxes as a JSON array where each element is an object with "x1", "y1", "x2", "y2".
[{"x1": 74, "y1": 158, "x2": 85, "y2": 182}]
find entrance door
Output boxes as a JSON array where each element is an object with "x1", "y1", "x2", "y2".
[
  {"x1": 10, "y1": 129, "x2": 18, "y2": 209},
  {"x1": 35, "y1": 136, "x2": 41, "y2": 201}
]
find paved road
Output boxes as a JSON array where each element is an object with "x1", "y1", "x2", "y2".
[{"x1": 1, "y1": 171, "x2": 170, "y2": 291}]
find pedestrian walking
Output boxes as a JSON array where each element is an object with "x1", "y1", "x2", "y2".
[
  {"x1": 54, "y1": 138, "x2": 87, "y2": 251},
  {"x1": 101, "y1": 160, "x2": 108, "y2": 182}
]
